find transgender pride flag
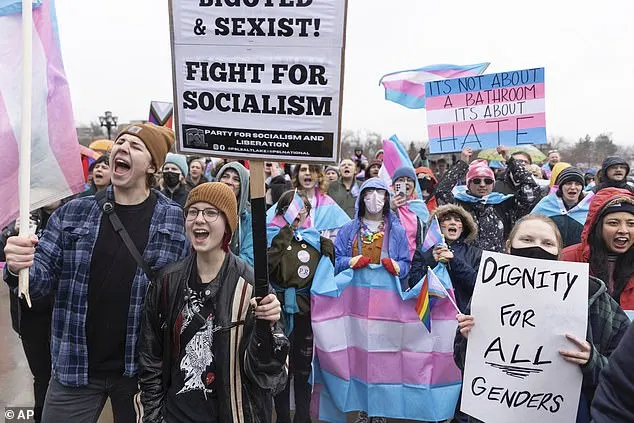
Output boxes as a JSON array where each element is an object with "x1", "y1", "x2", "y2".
[
  {"x1": 311, "y1": 264, "x2": 462, "y2": 422},
  {"x1": 0, "y1": 0, "x2": 84, "y2": 229},
  {"x1": 379, "y1": 63, "x2": 490, "y2": 109}
]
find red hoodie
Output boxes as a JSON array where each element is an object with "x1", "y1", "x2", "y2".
[{"x1": 561, "y1": 187, "x2": 634, "y2": 309}]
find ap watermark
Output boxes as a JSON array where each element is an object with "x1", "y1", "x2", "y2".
[{"x1": 3, "y1": 407, "x2": 34, "y2": 422}]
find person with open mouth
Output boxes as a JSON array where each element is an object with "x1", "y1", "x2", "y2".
[
  {"x1": 3, "y1": 123, "x2": 189, "y2": 422},
  {"x1": 327, "y1": 159, "x2": 360, "y2": 219},
  {"x1": 531, "y1": 167, "x2": 595, "y2": 247},
  {"x1": 562, "y1": 188, "x2": 634, "y2": 310},
  {"x1": 139, "y1": 182, "x2": 288, "y2": 423},
  {"x1": 593, "y1": 156, "x2": 634, "y2": 194},
  {"x1": 408, "y1": 204, "x2": 482, "y2": 313},
  {"x1": 77, "y1": 155, "x2": 112, "y2": 198},
  {"x1": 435, "y1": 147, "x2": 541, "y2": 253}
]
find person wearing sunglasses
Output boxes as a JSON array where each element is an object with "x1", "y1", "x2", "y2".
[{"x1": 436, "y1": 147, "x2": 540, "y2": 252}]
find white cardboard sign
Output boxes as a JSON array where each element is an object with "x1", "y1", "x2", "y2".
[
  {"x1": 169, "y1": 0, "x2": 347, "y2": 163},
  {"x1": 461, "y1": 252, "x2": 589, "y2": 423}
]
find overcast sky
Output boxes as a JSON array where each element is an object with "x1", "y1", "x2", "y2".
[{"x1": 55, "y1": 0, "x2": 634, "y2": 145}]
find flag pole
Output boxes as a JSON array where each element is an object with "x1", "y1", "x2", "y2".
[{"x1": 18, "y1": 0, "x2": 33, "y2": 308}]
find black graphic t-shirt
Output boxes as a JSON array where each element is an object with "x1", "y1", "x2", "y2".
[{"x1": 166, "y1": 274, "x2": 221, "y2": 423}]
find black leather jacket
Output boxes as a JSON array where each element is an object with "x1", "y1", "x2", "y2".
[{"x1": 138, "y1": 253, "x2": 289, "y2": 423}]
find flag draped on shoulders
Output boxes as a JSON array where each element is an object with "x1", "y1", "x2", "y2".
[
  {"x1": 452, "y1": 184, "x2": 513, "y2": 205},
  {"x1": 267, "y1": 190, "x2": 349, "y2": 233},
  {"x1": 379, "y1": 63, "x2": 490, "y2": 109},
  {"x1": 0, "y1": 0, "x2": 84, "y2": 229},
  {"x1": 531, "y1": 191, "x2": 595, "y2": 226},
  {"x1": 311, "y1": 263, "x2": 462, "y2": 422}
]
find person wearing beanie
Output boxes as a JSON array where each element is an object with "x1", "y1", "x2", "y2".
[
  {"x1": 390, "y1": 165, "x2": 430, "y2": 259},
  {"x1": 3, "y1": 122, "x2": 189, "y2": 421},
  {"x1": 267, "y1": 190, "x2": 335, "y2": 423},
  {"x1": 364, "y1": 159, "x2": 381, "y2": 180},
  {"x1": 435, "y1": 147, "x2": 540, "y2": 252},
  {"x1": 548, "y1": 161, "x2": 571, "y2": 192},
  {"x1": 531, "y1": 166, "x2": 595, "y2": 247},
  {"x1": 186, "y1": 157, "x2": 210, "y2": 189},
  {"x1": 216, "y1": 162, "x2": 254, "y2": 266},
  {"x1": 161, "y1": 153, "x2": 190, "y2": 208},
  {"x1": 324, "y1": 165, "x2": 340, "y2": 183},
  {"x1": 562, "y1": 188, "x2": 634, "y2": 309},
  {"x1": 328, "y1": 159, "x2": 361, "y2": 219},
  {"x1": 139, "y1": 182, "x2": 289, "y2": 423},
  {"x1": 593, "y1": 156, "x2": 634, "y2": 193}
]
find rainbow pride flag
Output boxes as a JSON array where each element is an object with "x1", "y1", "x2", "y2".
[
  {"x1": 415, "y1": 273, "x2": 432, "y2": 331},
  {"x1": 311, "y1": 263, "x2": 461, "y2": 422},
  {"x1": 148, "y1": 101, "x2": 173, "y2": 128},
  {"x1": 0, "y1": 0, "x2": 85, "y2": 229},
  {"x1": 379, "y1": 63, "x2": 490, "y2": 109}
]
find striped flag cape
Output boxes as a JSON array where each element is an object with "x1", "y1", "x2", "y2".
[
  {"x1": 267, "y1": 189, "x2": 349, "y2": 233},
  {"x1": 379, "y1": 62, "x2": 490, "y2": 109},
  {"x1": 0, "y1": 0, "x2": 84, "y2": 229},
  {"x1": 311, "y1": 263, "x2": 462, "y2": 422},
  {"x1": 422, "y1": 215, "x2": 444, "y2": 252}
]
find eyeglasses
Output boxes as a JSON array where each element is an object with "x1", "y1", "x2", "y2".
[
  {"x1": 185, "y1": 207, "x2": 221, "y2": 222},
  {"x1": 471, "y1": 178, "x2": 494, "y2": 185}
]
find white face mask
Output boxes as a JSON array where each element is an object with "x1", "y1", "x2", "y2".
[{"x1": 363, "y1": 190, "x2": 385, "y2": 214}]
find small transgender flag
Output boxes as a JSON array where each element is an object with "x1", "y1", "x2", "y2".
[
  {"x1": 421, "y1": 216, "x2": 444, "y2": 252},
  {"x1": 283, "y1": 191, "x2": 305, "y2": 225},
  {"x1": 379, "y1": 63, "x2": 490, "y2": 109}
]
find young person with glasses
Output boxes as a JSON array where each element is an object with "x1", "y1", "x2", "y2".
[
  {"x1": 139, "y1": 182, "x2": 288, "y2": 423},
  {"x1": 435, "y1": 147, "x2": 540, "y2": 252}
]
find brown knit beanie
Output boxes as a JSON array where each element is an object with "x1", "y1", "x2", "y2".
[
  {"x1": 116, "y1": 123, "x2": 174, "y2": 170},
  {"x1": 185, "y1": 182, "x2": 238, "y2": 234}
]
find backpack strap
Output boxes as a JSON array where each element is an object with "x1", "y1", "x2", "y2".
[{"x1": 95, "y1": 190, "x2": 156, "y2": 281}]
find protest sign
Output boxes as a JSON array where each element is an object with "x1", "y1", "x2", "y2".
[
  {"x1": 425, "y1": 68, "x2": 546, "y2": 154},
  {"x1": 169, "y1": 0, "x2": 347, "y2": 163},
  {"x1": 461, "y1": 251, "x2": 588, "y2": 423}
]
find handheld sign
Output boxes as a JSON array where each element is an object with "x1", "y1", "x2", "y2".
[
  {"x1": 425, "y1": 68, "x2": 546, "y2": 154},
  {"x1": 461, "y1": 251, "x2": 588, "y2": 423},
  {"x1": 169, "y1": 0, "x2": 347, "y2": 164}
]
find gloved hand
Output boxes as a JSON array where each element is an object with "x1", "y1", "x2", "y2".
[
  {"x1": 349, "y1": 255, "x2": 371, "y2": 269},
  {"x1": 381, "y1": 258, "x2": 400, "y2": 276}
]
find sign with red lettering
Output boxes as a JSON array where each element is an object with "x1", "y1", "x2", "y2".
[
  {"x1": 461, "y1": 251, "x2": 588, "y2": 423},
  {"x1": 169, "y1": 0, "x2": 347, "y2": 163},
  {"x1": 425, "y1": 68, "x2": 546, "y2": 153}
]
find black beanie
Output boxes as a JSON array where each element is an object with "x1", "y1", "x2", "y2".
[{"x1": 556, "y1": 167, "x2": 584, "y2": 187}]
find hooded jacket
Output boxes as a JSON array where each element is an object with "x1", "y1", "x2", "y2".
[
  {"x1": 138, "y1": 253, "x2": 289, "y2": 423},
  {"x1": 217, "y1": 162, "x2": 254, "y2": 266},
  {"x1": 416, "y1": 166, "x2": 438, "y2": 212},
  {"x1": 408, "y1": 205, "x2": 482, "y2": 311},
  {"x1": 334, "y1": 178, "x2": 410, "y2": 280},
  {"x1": 562, "y1": 188, "x2": 634, "y2": 308},
  {"x1": 435, "y1": 157, "x2": 540, "y2": 252},
  {"x1": 454, "y1": 277, "x2": 629, "y2": 423},
  {"x1": 593, "y1": 156, "x2": 634, "y2": 193}
]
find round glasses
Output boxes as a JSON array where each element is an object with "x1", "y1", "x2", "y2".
[{"x1": 185, "y1": 207, "x2": 221, "y2": 222}]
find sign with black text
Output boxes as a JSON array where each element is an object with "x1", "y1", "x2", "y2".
[
  {"x1": 461, "y1": 252, "x2": 588, "y2": 423},
  {"x1": 169, "y1": 0, "x2": 347, "y2": 163}
]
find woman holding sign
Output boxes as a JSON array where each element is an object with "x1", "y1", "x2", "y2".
[{"x1": 454, "y1": 215, "x2": 629, "y2": 423}]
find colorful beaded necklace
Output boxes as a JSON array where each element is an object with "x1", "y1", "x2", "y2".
[{"x1": 359, "y1": 219, "x2": 385, "y2": 244}]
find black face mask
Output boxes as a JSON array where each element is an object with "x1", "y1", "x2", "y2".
[
  {"x1": 163, "y1": 171, "x2": 181, "y2": 188},
  {"x1": 511, "y1": 246, "x2": 558, "y2": 261},
  {"x1": 419, "y1": 178, "x2": 433, "y2": 191}
]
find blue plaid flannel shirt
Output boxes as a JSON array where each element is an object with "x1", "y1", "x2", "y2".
[{"x1": 4, "y1": 187, "x2": 189, "y2": 387}]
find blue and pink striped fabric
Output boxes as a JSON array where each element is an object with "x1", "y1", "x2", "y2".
[
  {"x1": 0, "y1": 0, "x2": 84, "y2": 229},
  {"x1": 267, "y1": 189, "x2": 350, "y2": 233},
  {"x1": 422, "y1": 216, "x2": 444, "y2": 252},
  {"x1": 311, "y1": 263, "x2": 462, "y2": 422},
  {"x1": 379, "y1": 63, "x2": 490, "y2": 109}
]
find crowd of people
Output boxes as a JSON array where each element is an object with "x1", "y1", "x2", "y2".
[{"x1": 2, "y1": 123, "x2": 634, "y2": 423}]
